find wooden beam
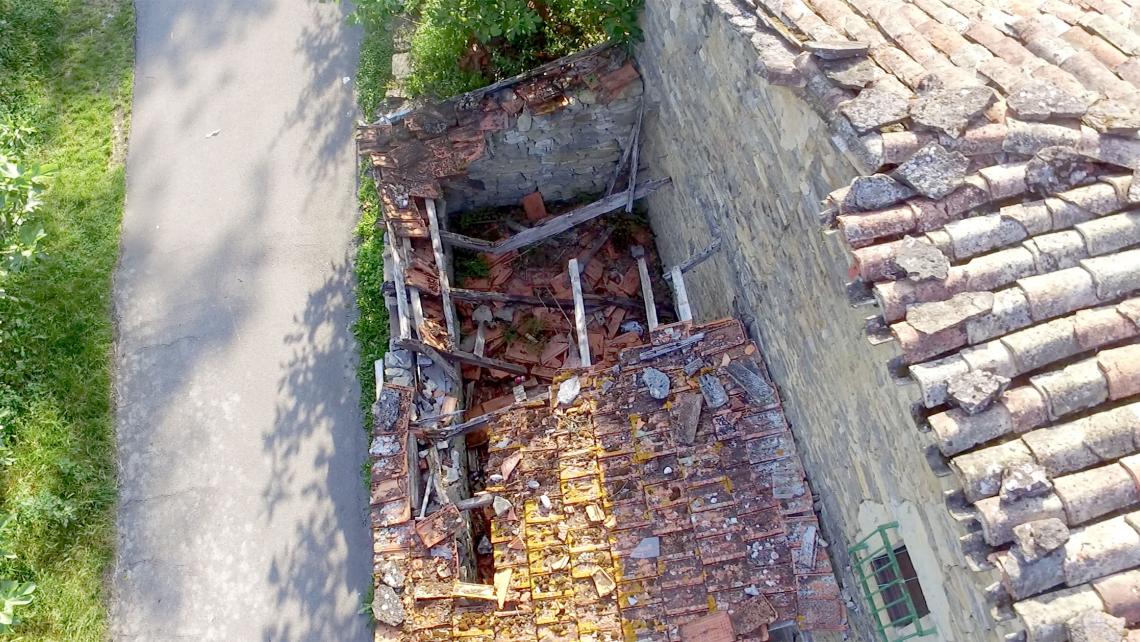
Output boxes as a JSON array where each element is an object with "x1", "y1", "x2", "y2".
[
  {"x1": 633, "y1": 247, "x2": 659, "y2": 330},
  {"x1": 671, "y1": 266, "x2": 692, "y2": 323},
  {"x1": 606, "y1": 101, "x2": 642, "y2": 196},
  {"x1": 664, "y1": 237, "x2": 722, "y2": 282},
  {"x1": 385, "y1": 220, "x2": 413, "y2": 340},
  {"x1": 402, "y1": 237, "x2": 427, "y2": 337},
  {"x1": 438, "y1": 230, "x2": 495, "y2": 252},
  {"x1": 396, "y1": 338, "x2": 461, "y2": 384},
  {"x1": 497, "y1": 179, "x2": 668, "y2": 254},
  {"x1": 397, "y1": 338, "x2": 529, "y2": 377},
  {"x1": 624, "y1": 100, "x2": 645, "y2": 213},
  {"x1": 426, "y1": 199, "x2": 460, "y2": 348},
  {"x1": 568, "y1": 259, "x2": 591, "y2": 367},
  {"x1": 449, "y1": 287, "x2": 641, "y2": 311},
  {"x1": 437, "y1": 178, "x2": 670, "y2": 255},
  {"x1": 637, "y1": 332, "x2": 706, "y2": 361},
  {"x1": 576, "y1": 226, "x2": 613, "y2": 275},
  {"x1": 420, "y1": 393, "x2": 551, "y2": 441}
]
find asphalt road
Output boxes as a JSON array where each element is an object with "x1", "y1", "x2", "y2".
[{"x1": 112, "y1": 2, "x2": 371, "y2": 640}]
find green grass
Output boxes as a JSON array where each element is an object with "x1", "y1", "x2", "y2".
[
  {"x1": 356, "y1": 15, "x2": 396, "y2": 120},
  {"x1": 353, "y1": 21, "x2": 393, "y2": 422},
  {"x1": 0, "y1": 0, "x2": 134, "y2": 638}
]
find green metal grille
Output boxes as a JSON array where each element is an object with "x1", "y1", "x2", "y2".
[{"x1": 848, "y1": 523, "x2": 936, "y2": 642}]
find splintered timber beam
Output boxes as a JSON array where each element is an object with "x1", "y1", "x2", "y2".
[
  {"x1": 631, "y1": 246, "x2": 658, "y2": 330},
  {"x1": 386, "y1": 220, "x2": 413, "y2": 340},
  {"x1": 624, "y1": 100, "x2": 645, "y2": 214},
  {"x1": 671, "y1": 266, "x2": 693, "y2": 322},
  {"x1": 437, "y1": 178, "x2": 670, "y2": 255},
  {"x1": 395, "y1": 338, "x2": 461, "y2": 383},
  {"x1": 397, "y1": 338, "x2": 528, "y2": 377},
  {"x1": 568, "y1": 259, "x2": 591, "y2": 368},
  {"x1": 420, "y1": 392, "x2": 551, "y2": 442},
  {"x1": 664, "y1": 237, "x2": 722, "y2": 282},
  {"x1": 426, "y1": 199, "x2": 460, "y2": 348}
]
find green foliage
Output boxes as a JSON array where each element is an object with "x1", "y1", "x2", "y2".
[
  {"x1": 357, "y1": 15, "x2": 397, "y2": 119},
  {"x1": 0, "y1": 514, "x2": 34, "y2": 634},
  {"x1": 0, "y1": 0, "x2": 61, "y2": 121},
  {"x1": 0, "y1": 579, "x2": 35, "y2": 633},
  {"x1": 0, "y1": 123, "x2": 55, "y2": 288},
  {"x1": 352, "y1": 0, "x2": 643, "y2": 99},
  {"x1": 0, "y1": 0, "x2": 134, "y2": 637},
  {"x1": 353, "y1": 171, "x2": 391, "y2": 421},
  {"x1": 454, "y1": 250, "x2": 490, "y2": 281},
  {"x1": 404, "y1": 15, "x2": 489, "y2": 98}
]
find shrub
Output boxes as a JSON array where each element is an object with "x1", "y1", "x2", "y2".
[
  {"x1": 0, "y1": 121, "x2": 53, "y2": 293},
  {"x1": 351, "y1": 0, "x2": 643, "y2": 99}
]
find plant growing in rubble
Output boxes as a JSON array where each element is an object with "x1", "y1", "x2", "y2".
[{"x1": 353, "y1": 0, "x2": 644, "y2": 98}]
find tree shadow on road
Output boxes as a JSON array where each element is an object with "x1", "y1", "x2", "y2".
[{"x1": 260, "y1": 258, "x2": 372, "y2": 642}]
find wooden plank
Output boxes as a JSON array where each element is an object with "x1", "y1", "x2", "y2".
[
  {"x1": 671, "y1": 266, "x2": 692, "y2": 323},
  {"x1": 426, "y1": 199, "x2": 460, "y2": 348},
  {"x1": 664, "y1": 237, "x2": 722, "y2": 282},
  {"x1": 403, "y1": 237, "x2": 426, "y2": 337},
  {"x1": 449, "y1": 287, "x2": 640, "y2": 311},
  {"x1": 624, "y1": 100, "x2": 645, "y2": 213},
  {"x1": 385, "y1": 220, "x2": 413, "y2": 340},
  {"x1": 496, "y1": 179, "x2": 668, "y2": 254},
  {"x1": 635, "y1": 251, "x2": 659, "y2": 331},
  {"x1": 420, "y1": 392, "x2": 551, "y2": 441},
  {"x1": 568, "y1": 258, "x2": 591, "y2": 367},
  {"x1": 438, "y1": 230, "x2": 495, "y2": 252},
  {"x1": 397, "y1": 338, "x2": 528, "y2": 377},
  {"x1": 606, "y1": 102, "x2": 641, "y2": 196},
  {"x1": 437, "y1": 178, "x2": 670, "y2": 255},
  {"x1": 576, "y1": 226, "x2": 613, "y2": 275}
]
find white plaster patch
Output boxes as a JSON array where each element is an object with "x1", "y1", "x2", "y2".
[{"x1": 858, "y1": 500, "x2": 966, "y2": 641}]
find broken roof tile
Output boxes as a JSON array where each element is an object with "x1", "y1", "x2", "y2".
[{"x1": 893, "y1": 142, "x2": 970, "y2": 198}]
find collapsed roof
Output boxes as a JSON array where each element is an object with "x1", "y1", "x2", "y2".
[{"x1": 369, "y1": 320, "x2": 846, "y2": 642}]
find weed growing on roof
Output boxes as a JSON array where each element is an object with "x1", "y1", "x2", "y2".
[{"x1": 455, "y1": 250, "x2": 491, "y2": 283}]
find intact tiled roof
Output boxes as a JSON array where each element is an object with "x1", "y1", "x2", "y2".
[
  {"x1": 732, "y1": 0, "x2": 1140, "y2": 639},
  {"x1": 369, "y1": 320, "x2": 846, "y2": 642}
]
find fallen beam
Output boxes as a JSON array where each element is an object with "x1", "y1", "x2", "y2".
[
  {"x1": 385, "y1": 220, "x2": 413, "y2": 340},
  {"x1": 426, "y1": 199, "x2": 460, "y2": 348},
  {"x1": 394, "y1": 338, "x2": 461, "y2": 384},
  {"x1": 419, "y1": 393, "x2": 551, "y2": 441},
  {"x1": 632, "y1": 246, "x2": 659, "y2": 331},
  {"x1": 664, "y1": 237, "x2": 722, "y2": 282},
  {"x1": 671, "y1": 266, "x2": 693, "y2": 323},
  {"x1": 397, "y1": 338, "x2": 529, "y2": 377},
  {"x1": 569, "y1": 258, "x2": 592, "y2": 367},
  {"x1": 437, "y1": 178, "x2": 670, "y2": 256},
  {"x1": 624, "y1": 100, "x2": 645, "y2": 214},
  {"x1": 449, "y1": 287, "x2": 641, "y2": 311}
]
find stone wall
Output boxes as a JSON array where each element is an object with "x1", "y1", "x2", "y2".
[
  {"x1": 441, "y1": 82, "x2": 641, "y2": 213},
  {"x1": 636, "y1": 1, "x2": 1002, "y2": 640}
]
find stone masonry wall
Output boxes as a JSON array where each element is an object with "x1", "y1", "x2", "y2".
[
  {"x1": 636, "y1": 2, "x2": 1002, "y2": 640},
  {"x1": 441, "y1": 82, "x2": 641, "y2": 213}
]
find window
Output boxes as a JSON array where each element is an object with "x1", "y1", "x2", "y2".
[
  {"x1": 871, "y1": 545, "x2": 930, "y2": 626},
  {"x1": 849, "y1": 523, "x2": 936, "y2": 642}
]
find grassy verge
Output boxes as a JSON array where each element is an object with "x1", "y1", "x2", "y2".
[
  {"x1": 0, "y1": 0, "x2": 134, "y2": 638},
  {"x1": 353, "y1": 20, "x2": 394, "y2": 421}
]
